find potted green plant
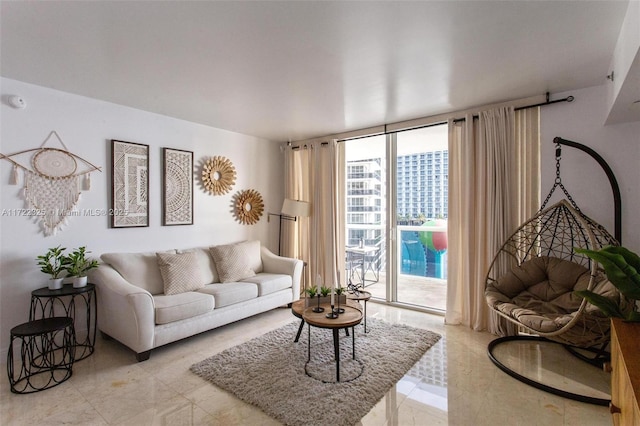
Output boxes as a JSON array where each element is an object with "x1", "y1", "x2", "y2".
[
  {"x1": 335, "y1": 284, "x2": 347, "y2": 304},
  {"x1": 575, "y1": 245, "x2": 640, "y2": 321},
  {"x1": 306, "y1": 287, "x2": 318, "y2": 298},
  {"x1": 36, "y1": 245, "x2": 70, "y2": 290},
  {"x1": 65, "y1": 246, "x2": 99, "y2": 288},
  {"x1": 320, "y1": 285, "x2": 331, "y2": 297}
]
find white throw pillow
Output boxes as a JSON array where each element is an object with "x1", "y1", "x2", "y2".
[
  {"x1": 177, "y1": 247, "x2": 219, "y2": 284},
  {"x1": 209, "y1": 242, "x2": 257, "y2": 283},
  {"x1": 237, "y1": 240, "x2": 263, "y2": 273},
  {"x1": 157, "y1": 251, "x2": 207, "y2": 295}
]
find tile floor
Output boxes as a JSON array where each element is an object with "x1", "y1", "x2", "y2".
[{"x1": 1, "y1": 303, "x2": 612, "y2": 425}]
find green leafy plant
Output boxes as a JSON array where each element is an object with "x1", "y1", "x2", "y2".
[
  {"x1": 306, "y1": 287, "x2": 317, "y2": 298},
  {"x1": 36, "y1": 246, "x2": 70, "y2": 279},
  {"x1": 64, "y1": 246, "x2": 99, "y2": 278},
  {"x1": 320, "y1": 285, "x2": 331, "y2": 297},
  {"x1": 575, "y1": 245, "x2": 640, "y2": 321},
  {"x1": 335, "y1": 285, "x2": 344, "y2": 296}
]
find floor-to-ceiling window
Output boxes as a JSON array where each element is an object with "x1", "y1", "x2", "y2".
[{"x1": 344, "y1": 124, "x2": 448, "y2": 312}]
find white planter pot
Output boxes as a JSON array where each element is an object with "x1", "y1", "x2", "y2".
[
  {"x1": 73, "y1": 276, "x2": 88, "y2": 288},
  {"x1": 48, "y1": 277, "x2": 64, "y2": 290}
]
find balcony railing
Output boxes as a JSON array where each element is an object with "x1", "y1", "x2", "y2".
[
  {"x1": 344, "y1": 223, "x2": 447, "y2": 281},
  {"x1": 347, "y1": 189, "x2": 382, "y2": 196},
  {"x1": 398, "y1": 224, "x2": 447, "y2": 280}
]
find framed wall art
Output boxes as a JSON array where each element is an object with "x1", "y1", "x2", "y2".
[
  {"x1": 162, "y1": 148, "x2": 194, "y2": 226},
  {"x1": 111, "y1": 140, "x2": 149, "y2": 228}
]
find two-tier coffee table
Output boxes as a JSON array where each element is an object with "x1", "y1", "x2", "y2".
[
  {"x1": 347, "y1": 290, "x2": 371, "y2": 333},
  {"x1": 302, "y1": 303, "x2": 363, "y2": 382}
]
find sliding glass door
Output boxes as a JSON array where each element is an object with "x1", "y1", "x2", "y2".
[
  {"x1": 344, "y1": 125, "x2": 448, "y2": 312},
  {"x1": 395, "y1": 126, "x2": 448, "y2": 311},
  {"x1": 344, "y1": 135, "x2": 386, "y2": 299}
]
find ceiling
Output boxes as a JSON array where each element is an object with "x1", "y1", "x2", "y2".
[{"x1": 0, "y1": 1, "x2": 631, "y2": 142}]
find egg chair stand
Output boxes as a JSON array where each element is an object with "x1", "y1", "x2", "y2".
[
  {"x1": 487, "y1": 336, "x2": 611, "y2": 406},
  {"x1": 484, "y1": 137, "x2": 627, "y2": 405}
]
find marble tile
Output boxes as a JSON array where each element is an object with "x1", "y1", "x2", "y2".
[{"x1": 0, "y1": 303, "x2": 612, "y2": 425}]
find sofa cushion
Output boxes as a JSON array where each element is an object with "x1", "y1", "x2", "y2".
[
  {"x1": 101, "y1": 250, "x2": 176, "y2": 295},
  {"x1": 153, "y1": 292, "x2": 214, "y2": 325},
  {"x1": 242, "y1": 273, "x2": 292, "y2": 296},
  {"x1": 157, "y1": 251, "x2": 207, "y2": 295},
  {"x1": 239, "y1": 240, "x2": 263, "y2": 274},
  {"x1": 209, "y1": 243, "x2": 257, "y2": 283},
  {"x1": 197, "y1": 282, "x2": 258, "y2": 308},
  {"x1": 177, "y1": 247, "x2": 219, "y2": 284}
]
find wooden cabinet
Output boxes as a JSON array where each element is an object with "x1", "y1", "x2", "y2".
[{"x1": 610, "y1": 318, "x2": 640, "y2": 426}]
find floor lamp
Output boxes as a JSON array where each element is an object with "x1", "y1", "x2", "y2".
[{"x1": 268, "y1": 198, "x2": 311, "y2": 256}]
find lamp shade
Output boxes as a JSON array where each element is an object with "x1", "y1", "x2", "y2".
[{"x1": 281, "y1": 199, "x2": 311, "y2": 217}]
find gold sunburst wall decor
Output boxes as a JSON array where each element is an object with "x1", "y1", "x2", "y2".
[
  {"x1": 202, "y1": 156, "x2": 236, "y2": 195},
  {"x1": 234, "y1": 189, "x2": 264, "y2": 225}
]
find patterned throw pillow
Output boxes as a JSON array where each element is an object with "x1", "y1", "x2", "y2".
[
  {"x1": 209, "y1": 243, "x2": 256, "y2": 283},
  {"x1": 157, "y1": 251, "x2": 207, "y2": 295}
]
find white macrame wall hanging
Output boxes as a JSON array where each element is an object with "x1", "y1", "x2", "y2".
[{"x1": 0, "y1": 130, "x2": 101, "y2": 236}]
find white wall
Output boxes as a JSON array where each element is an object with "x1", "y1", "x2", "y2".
[
  {"x1": 541, "y1": 84, "x2": 640, "y2": 252},
  {"x1": 0, "y1": 78, "x2": 284, "y2": 358}
]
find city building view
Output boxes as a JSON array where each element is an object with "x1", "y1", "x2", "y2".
[{"x1": 345, "y1": 126, "x2": 449, "y2": 311}]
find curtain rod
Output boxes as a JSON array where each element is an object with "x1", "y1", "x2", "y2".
[
  {"x1": 451, "y1": 92, "x2": 574, "y2": 123},
  {"x1": 337, "y1": 92, "x2": 574, "y2": 142},
  {"x1": 290, "y1": 141, "x2": 329, "y2": 150}
]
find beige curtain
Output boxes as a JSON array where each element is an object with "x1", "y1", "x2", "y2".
[
  {"x1": 445, "y1": 107, "x2": 539, "y2": 334},
  {"x1": 283, "y1": 141, "x2": 346, "y2": 293}
]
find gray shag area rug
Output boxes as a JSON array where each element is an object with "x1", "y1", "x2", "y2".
[{"x1": 190, "y1": 317, "x2": 441, "y2": 426}]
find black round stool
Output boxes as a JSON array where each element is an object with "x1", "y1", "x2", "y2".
[{"x1": 7, "y1": 317, "x2": 75, "y2": 394}]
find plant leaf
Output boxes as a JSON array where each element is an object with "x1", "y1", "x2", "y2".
[
  {"x1": 625, "y1": 310, "x2": 640, "y2": 322},
  {"x1": 575, "y1": 247, "x2": 640, "y2": 299},
  {"x1": 601, "y1": 246, "x2": 640, "y2": 274},
  {"x1": 575, "y1": 290, "x2": 626, "y2": 318}
]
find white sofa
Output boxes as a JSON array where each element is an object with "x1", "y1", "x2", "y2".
[{"x1": 89, "y1": 241, "x2": 302, "y2": 361}]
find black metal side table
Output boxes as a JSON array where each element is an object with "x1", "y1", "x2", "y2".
[
  {"x1": 30, "y1": 283, "x2": 97, "y2": 361},
  {"x1": 7, "y1": 317, "x2": 75, "y2": 394}
]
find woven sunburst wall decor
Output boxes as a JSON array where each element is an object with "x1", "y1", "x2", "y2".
[
  {"x1": 202, "y1": 156, "x2": 236, "y2": 195},
  {"x1": 234, "y1": 189, "x2": 264, "y2": 225}
]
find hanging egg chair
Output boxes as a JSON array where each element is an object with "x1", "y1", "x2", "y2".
[
  {"x1": 485, "y1": 198, "x2": 627, "y2": 348},
  {"x1": 484, "y1": 137, "x2": 630, "y2": 405}
]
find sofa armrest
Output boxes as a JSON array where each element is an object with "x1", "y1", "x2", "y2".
[
  {"x1": 88, "y1": 264, "x2": 156, "y2": 354},
  {"x1": 260, "y1": 247, "x2": 303, "y2": 301}
]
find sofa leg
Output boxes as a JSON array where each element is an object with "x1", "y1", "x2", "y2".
[{"x1": 136, "y1": 350, "x2": 151, "y2": 362}]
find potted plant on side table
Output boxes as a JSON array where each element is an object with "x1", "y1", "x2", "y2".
[
  {"x1": 65, "y1": 246, "x2": 99, "y2": 288},
  {"x1": 36, "y1": 245, "x2": 70, "y2": 290}
]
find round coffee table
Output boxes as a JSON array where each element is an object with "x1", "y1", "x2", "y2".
[
  {"x1": 347, "y1": 290, "x2": 372, "y2": 333},
  {"x1": 291, "y1": 299, "x2": 362, "y2": 342},
  {"x1": 302, "y1": 304, "x2": 363, "y2": 382},
  {"x1": 291, "y1": 299, "x2": 307, "y2": 342}
]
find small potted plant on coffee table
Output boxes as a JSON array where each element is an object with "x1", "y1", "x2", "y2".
[
  {"x1": 65, "y1": 246, "x2": 99, "y2": 288},
  {"x1": 320, "y1": 285, "x2": 331, "y2": 297},
  {"x1": 36, "y1": 245, "x2": 70, "y2": 290}
]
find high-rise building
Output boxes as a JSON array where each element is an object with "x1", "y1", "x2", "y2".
[
  {"x1": 346, "y1": 158, "x2": 384, "y2": 247},
  {"x1": 396, "y1": 150, "x2": 448, "y2": 220},
  {"x1": 346, "y1": 150, "x2": 449, "y2": 280}
]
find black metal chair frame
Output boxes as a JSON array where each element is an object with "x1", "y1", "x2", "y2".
[{"x1": 485, "y1": 137, "x2": 623, "y2": 405}]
